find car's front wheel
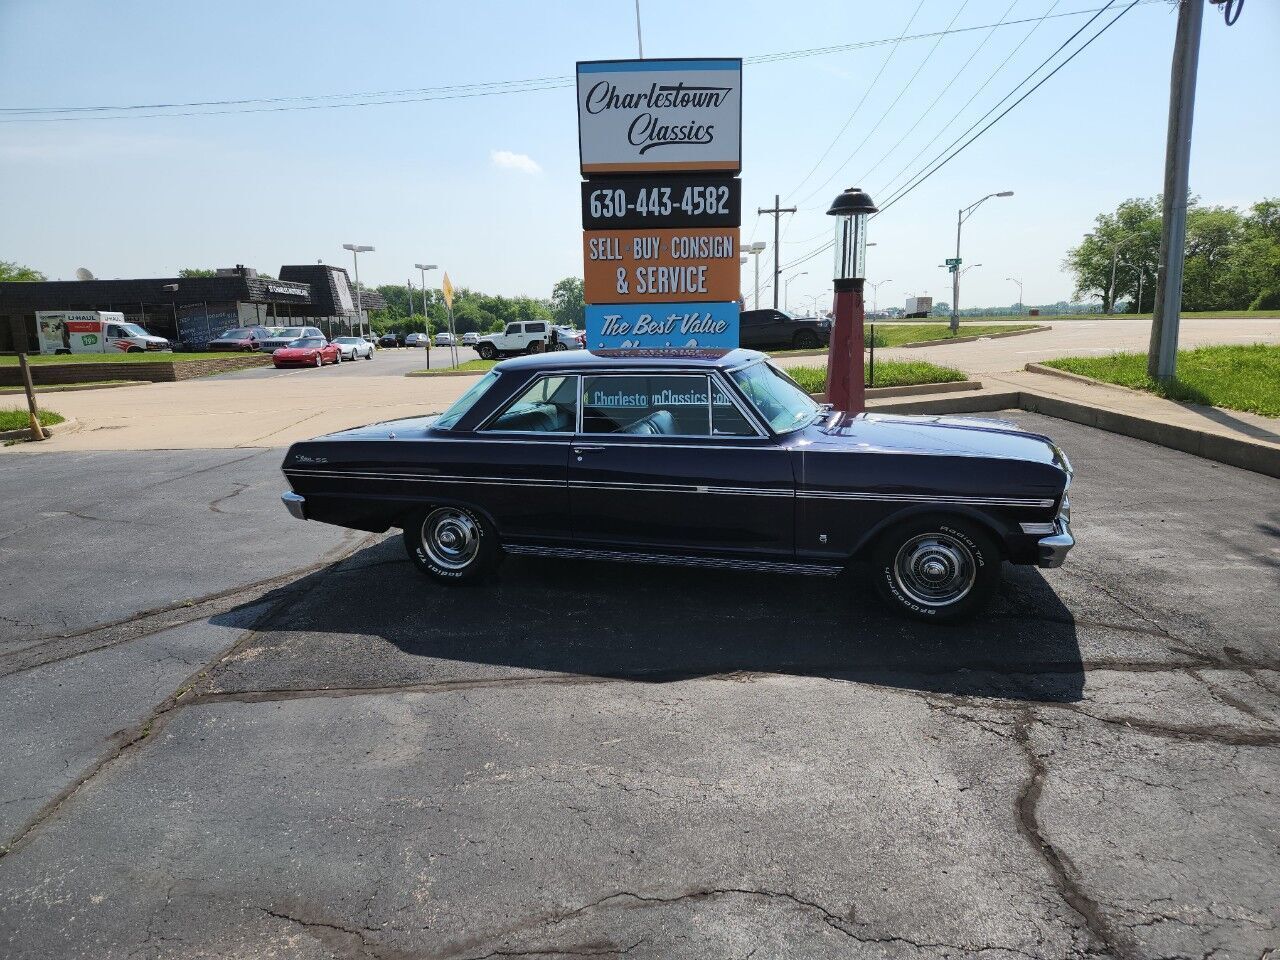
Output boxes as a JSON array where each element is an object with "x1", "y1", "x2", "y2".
[
  {"x1": 313, "y1": 354, "x2": 323, "y2": 367},
  {"x1": 477, "y1": 343, "x2": 496, "y2": 360},
  {"x1": 870, "y1": 516, "x2": 1000, "y2": 622},
  {"x1": 404, "y1": 505, "x2": 501, "y2": 584}
]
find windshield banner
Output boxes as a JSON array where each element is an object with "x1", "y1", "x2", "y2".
[{"x1": 585, "y1": 301, "x2": 739, "y2": 350}]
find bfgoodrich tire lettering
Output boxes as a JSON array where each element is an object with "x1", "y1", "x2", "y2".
[
  {"x1": 403, "y1": 505, "x2": 500, "y2": 584},
  {"x1": 870, "y1": 516, "x2": 1001, "y2": 622}
]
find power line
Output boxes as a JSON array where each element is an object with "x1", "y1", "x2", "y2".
[
  {"x1": 876, "y1": 0, "x2": 1141, "y2": 215},
  {"x1": 0, "y1": 2, "x2": 1164, "y2": 123},
  {"x1": 782, "y1": 0, "x2": 926, "y2": 201},
  {"x1": 870, "y1": 0, "x2": 1064, "y2": 200},
  {"x1": 776, "y1": 0, "x2": 1139, "y2": 271},
  {"x1": 795, "y1": 0, "x2": 973, "y2": 208}
]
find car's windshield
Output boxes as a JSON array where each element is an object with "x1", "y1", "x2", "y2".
[
  {"x1": 730, "y1": 361, "x2": 821, "y2": 433},
  {"x1": 276, "y1": 328, "x2": 304, "y2": 337},
  {"x1": 288, "y1": 338, "x2": 325, "y2": 348},
  {"x1": 436, "y1": 370, "x2": 498, "y2": 430},
  {"x1": 220, "y1": 328, "x2": 252, "y2": 339},
  {"x1": 118, "y1": 322, "x2": 149, "y2": 338},
  {"x1": 334, "y1": 337, "x2": 358, "y2": 344}
]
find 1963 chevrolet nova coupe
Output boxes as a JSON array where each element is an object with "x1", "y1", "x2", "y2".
[{"x1": 280, "y1": 349, "x2": 1072, "y2": 621}]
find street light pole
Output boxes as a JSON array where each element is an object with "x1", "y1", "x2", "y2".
[
  {"x1": 783, "y1": 271, "x2": 808, "y2": 312},
  {"x1": 868, "y1": 280, "x2": 892, "y2": 315},
  {"x1": 1005, "y1": 277, "x2": 1023, "y2": 314},
  {"x1": 342, "y1": 244, "x2": 375, "y2": 337},
  {"x1": 746, "y1": 241, "x2": 766, "y2": 310},
  {"x1": 415, "y1": 263, "x2": 437, "y2": 328},
  {"x1": 952, "y1": 191, "x2": 1013, "y2": 334}
]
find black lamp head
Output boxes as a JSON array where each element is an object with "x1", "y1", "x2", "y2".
[{"x1": 826, "y1": 187, "x2": 878, "y2": 217}]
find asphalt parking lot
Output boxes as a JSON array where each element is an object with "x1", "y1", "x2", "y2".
[
  {"x1": 1, "y1": 413, "x2": 1277, "y2": 960},
  {"x1": 220, "y1": 342, "x2": 470, "y2": 380}
]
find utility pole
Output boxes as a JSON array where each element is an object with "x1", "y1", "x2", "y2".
[
  {"x1": 758, "y1": 195, "x2": 796, "y2": 310},
  {"x1": 1148, "y1": 0, "x2": 1204, "y2": 381}
]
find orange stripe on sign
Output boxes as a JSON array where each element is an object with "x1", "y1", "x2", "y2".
[
  {"x1": 582, "y1": 161, "x2": 740, "y2": 173},
  {"x1": 583, "y1": 227, "x2": 741, "y2": 304}
]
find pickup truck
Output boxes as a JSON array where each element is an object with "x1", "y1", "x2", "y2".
[{"x1": 474, "y1": 321, "x2": 550, "y2": 360}]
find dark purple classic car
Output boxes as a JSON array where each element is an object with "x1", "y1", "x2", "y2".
[{"x1": 280, "y1": 350, "x2": 1072, "y2": 621}]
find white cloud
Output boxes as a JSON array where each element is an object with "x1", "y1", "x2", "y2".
[{"x1": 490, "y1": 149, "x2": 541, "y2": 175}]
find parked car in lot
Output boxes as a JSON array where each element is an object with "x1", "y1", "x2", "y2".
[
  {"x1": 406, "y1": 333, "x2": 430, "y2": 348},
  {"x1": 258, "y1": 326, "x2": 324, "y2": 353},
  {"x1": 461, "y1": 332, "x2": 480, "y2": 347},
  {"x1": 738, "y1": 309, "x2": 831, "y2": 350},
  {"x1": 364, "y1": 335, "x2": 380, "y2": 350},
  {"x1": 550, "y1": 325, "x2": 586, "y2": 351},
  {"x1": 333, "y1": 336, "x2": 375, "y2": 360},
  {"x1": 207, "y1": 325, "x2": 274, "y2": 352},
  {"x1": 433, "y1": 332, "x2": 456, "y2": 347},
  {"x1": 280, "y1": 349, "x2": 1074, "y2": 621},
  {"x1": 272, "y1": 336, "x2": 341, "y2": 368},
  {"x1": 474, "y1": 321, "x2": 550, "y2": 360},
  {"x1": 378, "y1": 333, "x2": 403, "y2": 349}
]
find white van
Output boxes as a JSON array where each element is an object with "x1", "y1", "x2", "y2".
[{"x1": 36, "y1": 311, "x2": 171, "y2": 355}]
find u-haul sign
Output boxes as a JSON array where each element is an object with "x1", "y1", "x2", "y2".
[{"x1": 576, "y1": 58, "x2": 742, "y2": 175}]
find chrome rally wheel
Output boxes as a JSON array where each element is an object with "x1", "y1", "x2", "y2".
[
  {"x1": 404, "y1": 505, "x2": 500, "y2": 584},
  {"x1": 892, "y1": 532, "x2": 977, "y2": 608}
]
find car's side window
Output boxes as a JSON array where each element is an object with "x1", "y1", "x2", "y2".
[
  {"x1": 527, "y1": 322, "x2": 547, "y2": 334},
  {"x1": 504, "y1": 323, "x2": 519, "y2": 336},
  {"x1": 582, "y1": 375, "x2": 713, "y2": 437},
  {"x1": 483, "y1": 375, "x2": 578, "y2": 434}
]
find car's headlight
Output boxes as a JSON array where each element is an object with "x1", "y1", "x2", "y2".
[{"x1": 1057, "y1": 493, "x2": 1070, "y2": 524}]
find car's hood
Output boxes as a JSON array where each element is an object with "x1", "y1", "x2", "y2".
[
  {"x1": 798, "y1": 412, "x2": 1067, "y2": 469},
  {"x1": 274, "y1": 346, "x2": 319, "y2": 355},
  {"x1": 307, "y1": 414, "x2": 441, "y2": 442}
]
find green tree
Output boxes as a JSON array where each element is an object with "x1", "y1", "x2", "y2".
[
  {"x1": 178, "y1": 268, "x2": 217, "y2": 278},
  {"x1": 1064, "y1": 197, "x2": 1161, "y2": 313},
  {"x1": 1217, "y1": 199, "x2": 1280, "y2": 310},
  {"x1": 0, "y1": 260, "x2": 47, "y2": 282},
  {"x1": 550, "y1": 277, "x2": 584, "y2": 328}
]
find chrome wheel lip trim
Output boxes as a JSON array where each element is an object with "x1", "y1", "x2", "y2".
[
  {"x1": 422, "y1": 508, "x2": 480, "y2": 570},
  {"x1": 892, "y1": 532, "x2": 976, "y2": 608}
]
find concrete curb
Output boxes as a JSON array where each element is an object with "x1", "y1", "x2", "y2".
[
  {"x1": 0, "y1": 417, "x2": 79, "y2": 443},
  {"x1": 898, "y1": 325, "x2": 1052, "y2": 349},
  {"x1": 1023, "y1": 362, "x2": 1133, "y2": 391},
  {"x1": 406, "y1": 367, "x2": 488, "y2": 378},
  {"x1": 857, "y1": 385, "x2": 1280, "y2": 479},
  {"x1": 0, "y1": 381, "x2": 152, "y2": 396},
  {"x1": 809, "y1": 381, "x2": 981, "y2": 403}
]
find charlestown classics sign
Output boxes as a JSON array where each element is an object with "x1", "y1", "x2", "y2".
[{"x1": 576, "y1": 58, "x2": 742, "y2": 175}]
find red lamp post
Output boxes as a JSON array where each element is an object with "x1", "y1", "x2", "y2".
[{"x1": 824, "y1": 187, "x2": 878, "y2": 413}]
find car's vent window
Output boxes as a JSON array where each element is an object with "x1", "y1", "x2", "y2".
[
  {"x1": 484, "y1": 376, "x2": 578, "y2": 434},
  {"x1": 582, "y1": 375, "x2": 714, "y2": 436},
  {"x1": 712, "y1": 382, "x2": 757, "y2": 436}
]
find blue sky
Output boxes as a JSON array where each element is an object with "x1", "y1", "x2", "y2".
[{"x1": 1, "y1": 0, "x2": 1276, "y2": 313}]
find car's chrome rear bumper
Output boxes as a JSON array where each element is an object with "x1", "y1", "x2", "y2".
[
  {"x1": 1036, "y1": 518, "x2": 1073, "y2": 568},
  {"x1": 281, "y1": 491, "x2": 307, "y2": 520}
]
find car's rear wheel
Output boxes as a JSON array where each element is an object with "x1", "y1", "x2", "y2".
[
  {"x1": 477, "y1": 343, "x2": 496, "y2": 361},
  {"x1": 404, "y1": 505, "x2": 500, "y2": 584},
  {"x1": 792, "y1": 330, "x2": 821, "y2": 349},
  {"x1": 553, "y1": 341, "x2": 568, "y2": 351},
  {"x1": 526, "y1": 340, "x2": 544, "y2": 355},
  {"x1": 870, "y1": 516, "x2": 1000, "y2": 622}
]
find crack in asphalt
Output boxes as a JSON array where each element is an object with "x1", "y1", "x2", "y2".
[
  {"x1": 0, "y1": 531, "x2": 379, "y2": 860},
  {"x1": 1010, "y1": 711, "x2": 1134, "y2": 960}
]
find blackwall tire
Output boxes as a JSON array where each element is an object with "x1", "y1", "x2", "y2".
[
  {"x1": 403, "y1": 505, "x2": 500, "y2": 584},
  {"x1": 870, "y1": 516, "x2": 1001, "y2": 622},
  {"x1": 477, "y1": 343, "x2": 496, "y2": 361}
]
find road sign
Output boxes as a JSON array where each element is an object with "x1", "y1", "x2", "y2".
[
  {"x1": 945, "y1": 257, "x2": 962, "y2": 266},
  {"x1": 581, "y1": 175, "x2": 740, "y2": 230},
  {"x1": 585, "y1": 302, "x2": 739, "y2": 350},
  {"x1": 576, "y1": 58, "x2": 742, "y2": 175},
  {"x1": 583, "y1": 227, "x2": 740, "y2": 304}
]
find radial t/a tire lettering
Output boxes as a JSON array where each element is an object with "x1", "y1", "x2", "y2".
[
  {"x1": 403, "y1": 505, "x2": 501, "y2": 584},
  {"x1": 870, "y1": 515, "x2": 1001, "y2": 622}
]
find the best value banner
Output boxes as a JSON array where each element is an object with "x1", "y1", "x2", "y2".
[{"x1": 585, "y1": 302, "x2": 739, "y2": 350}]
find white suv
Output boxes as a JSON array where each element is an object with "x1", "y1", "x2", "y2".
[{"x1": 475, "y1": 321, "x2": 550, "y2": 360}]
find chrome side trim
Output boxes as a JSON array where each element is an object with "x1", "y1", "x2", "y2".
[
  {"x1": 284, "y1": 469, "x2": 564, "y2": 488},
  {"x1": 799, "y1": 491, "x2": 1054, "y2": 508},
  {"x1": 504, "y1": 544, "x2": 842, "y2": 577}
]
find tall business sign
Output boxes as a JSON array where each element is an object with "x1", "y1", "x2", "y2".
[{"x1": 577, "y1": 58, "x2": 743, "y2": 350}]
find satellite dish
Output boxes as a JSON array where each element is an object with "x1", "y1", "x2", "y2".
[{"x1": 75, "y1": 267, "x2": 95, "y2": 281}]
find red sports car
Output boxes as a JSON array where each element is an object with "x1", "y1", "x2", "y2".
[{"x1": 272, "y1": 337, "x2": 341, "y2": 368}]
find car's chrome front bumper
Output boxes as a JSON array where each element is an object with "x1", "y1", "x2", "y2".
[
  {"x1": 1036, "y1": 518, "x2": 1074, "y2": 568},
  {"x1": 281, "y1": 491, "x2": 307, "y2": 520}
]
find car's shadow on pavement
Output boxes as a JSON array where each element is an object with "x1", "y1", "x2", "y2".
[{"x1": 215, "y1": 538, "x2": 1085, "y2": 703}]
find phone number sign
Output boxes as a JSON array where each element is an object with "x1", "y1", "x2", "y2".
[
  {"x1": 581, "y1": 175, "x2": 740, "y2": 229},
  {"x1": 583, "y1": 227, "x2": 739, "y2": 303}
]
